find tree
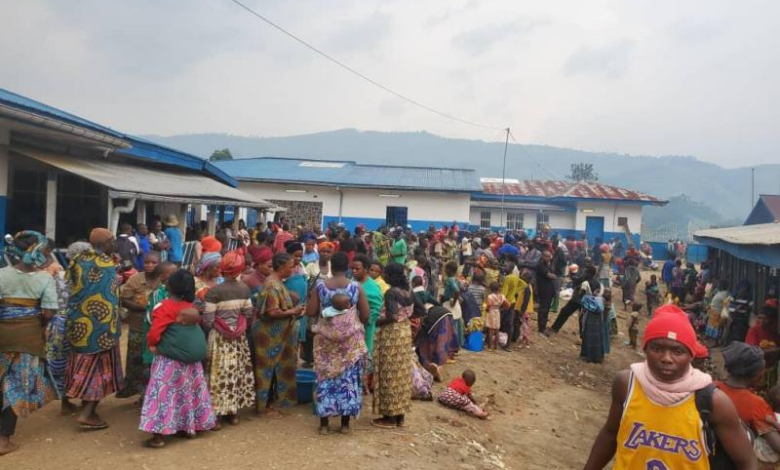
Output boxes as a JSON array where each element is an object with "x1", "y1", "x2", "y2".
[
  {"x1": 567, "y1": 163, "x2": 598, "y2": 182},
  {"x1": 209, "y1": 148, "x2": 233, "y2": 162}
]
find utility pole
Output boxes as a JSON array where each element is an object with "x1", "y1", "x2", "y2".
[{"x1": 500, "y1": 127, "x2": 510, "y2": 231}]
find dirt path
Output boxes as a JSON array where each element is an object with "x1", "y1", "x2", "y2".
[{"x1": 3, "y1": 275, "x2": 653, "y2": 470}]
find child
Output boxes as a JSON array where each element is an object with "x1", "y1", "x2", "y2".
[
  {"x1": 485, "y1": 282, "x2": 509, "y2": 351},
  {"x1": 645, "y1": 274, "x2": 660, "y2": 317},
  {"x1": 321, "y1": 292, "x2": 351, "y2": 318},
  {"x1": 412, "y1": 276, "x2": 440, "y2": 309},
  {"x1": 483, "y1": 259, "x2": 500, "y2": 291},
  {"x1": 467, "y1": 272, "x2": 487, "y2": 312},
  {"x1": 437, "y1": 370, "x2": 489, "y2": 419},
  {"x1": 603, "y1": 288, "x2": 618, "y2": 338},
  {"x1": 627, "y1": 302, "x2": 642, "y2": 349},
  {"x1": 140, "y1": 269, "x2": 215, "y2": 448},
  {"x1": 515, "y1": 269, "x2": 534, "y2": 348}
]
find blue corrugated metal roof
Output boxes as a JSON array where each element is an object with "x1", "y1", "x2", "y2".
[
  {"x1": 214, "y1": 157, "x2": 482, "y2": 192},
  {"x1": 0, "y1": 88, "x2": 125, "y2": 139},
  {"x1": 0, "y1": 88, "x2": 235, "y2": 187}
]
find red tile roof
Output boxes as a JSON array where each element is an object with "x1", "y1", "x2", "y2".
[{"x1": 479, "y1": 178, "x2": 664, "y2": 204}]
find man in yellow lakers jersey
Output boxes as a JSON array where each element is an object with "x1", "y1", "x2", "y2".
[{"x1": 584, "y1": 305, "x2": 755, "y2": 470}]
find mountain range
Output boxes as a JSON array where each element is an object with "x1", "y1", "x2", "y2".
[{"x1": 144, "y1": 129, "x2": 780, "y2": 229}]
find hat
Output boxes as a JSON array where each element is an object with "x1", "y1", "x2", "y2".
[
  {"x1": 722, "y1": 341, "x2": 765, "y2": 378},
  {"x1": 248, "y1": 245, "x2": 272, "y2": 265},
  {"x1": 89, "y1": 228, "x2": 114, "y2": 245},
  {"x1": 643, "y1": 305, "x2": 706, "y2": 357},
  {"x1": 201, "y1": 236, "x2": 222, "y2": 254},
  {"x1": 163, "y1": 214, "x2": 179, "y2": 227}
]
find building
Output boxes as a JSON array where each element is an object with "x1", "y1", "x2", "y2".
[
  {"x1": 744, "y1": 194, "x2": 780, "y2": 225},
  {"x1": 214, "y1": 157, "x2": 481, "y2": 231},
  {"x1": 694, "y1": 223, "x2": 780, "y2": 306},
  {"x1": 470, "y1": 178, "x2": 666, "y2": 245},
  {"x1": 0, "y1": 88, "x2": 276, "y2": 246}
]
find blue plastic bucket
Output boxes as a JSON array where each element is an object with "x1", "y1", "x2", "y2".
[
  {"x1": 464, "y1": 332, "x2": 484, "y2": 352},
  {"x1": 296, "y1": 369, "x2": 316, "y2": 404}
]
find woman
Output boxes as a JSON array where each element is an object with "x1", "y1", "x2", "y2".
[
  {"x1": 305, "y1": 241, "x2": 334, "y2": 279},
  {"x1": 194, "y1": 251, "x2": 222, "y2": 307},
  {"x1": 65, "y1": 228, "x2": 123, "y2": 431},
  {"x1": 305, "y1": 252, "x2": 369, "y2": 434},
  {"x1": 416, "y1": 304, "x2": 459, "y2": 368},
  {"x1": 117, "y1": 251, "x2": 162, "y2": 399},
  {"x1": 254, "y1": 253, "x2": 305, "y2": 415},
  {"x1": 203, "y1": 251, "x2": 255, "y2": 426},
  {"x1": 243, "y1": 245, "x2": 273, "y2": 295},
  {"x1": 745, "y1": 305, "x2": 780, "y2": 391},
  {"x1": 369, "y1": 260, "x2": 390, "y2": 295},
  {"x1": 0, "y1": 232, "x2": 58, "y2": 455},
  {"x1": 441, "y1": 261, "x2": 464, "y2": 347},
  {"x1": 372, "y1": 262, "x2": 425, "y2": 428},
  {"x1": 42, "y1": 239, "x2": 75, "y2": 414},
  {"x1": 579, "y1": 277, "x2": 607, "y2": 364},
  {"x1": 283, "y1": 242, "x2": 309, "y2": 359},
  {"x1": 236, "y1": 220, "x2": 251, "y2": 247},
  {"x1": 706, "y1": 279, "x2": 730, "y2": 343},
  {"x1": 597, "y1": 244, "x2": 612, "y2": 289},
  {"x1": 142, "y1": 262, "x2": 178, "y2": 383},
  {"x1": 726, "y1": 280, "x2": 753, "y2": 345}
]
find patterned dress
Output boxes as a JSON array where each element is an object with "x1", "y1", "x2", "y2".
[
  {"x1": 0, "y1": 267, "x2": 59, "y2": 419},
  {"x1": 373, "y1": 287, "x2": 415, "y2": 417},
  {"x1": 64, "y1": 250, "x2": 124, "y2": 401},
  {"x1": 44, "y1": 263, "x2": 70, "y2": 396},
  {"x1": 203, "y1": 279, "x2": 255, "y2": 415},
  {"x1": 312, "y1": 281, "x2": 367, "y2": 418},
  {"x1": 117, "y1": 272, "x2": 157, "y2": 398},
  {"x1": 253, "y1": 278, "x2": 298, "y2": 412}
]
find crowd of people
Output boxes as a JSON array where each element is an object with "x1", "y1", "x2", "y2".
[{"x1": 3, "y1": 216, "x2": 780, "y2": 469}]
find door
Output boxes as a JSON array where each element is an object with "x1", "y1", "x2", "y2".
[
  {"x1": 585, "y1": 216, "x2": 605, "y2": 247},
  {"x1": 386, "y1": 206, "x2": 408, "y2": 227}
]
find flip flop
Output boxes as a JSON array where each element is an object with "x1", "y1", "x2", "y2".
[
  {"x1": 142, "y1": 439, "x2": 166, "y2": 449},
  {"x1": 78, "y1": 421, "x2": 109, "y2": 431},
  {"x1": 371, "y1": 418, "x2": 396, "y2": 429}
]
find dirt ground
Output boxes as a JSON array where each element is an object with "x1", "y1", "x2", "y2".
[{"x1": 3, "y1": 273, "x2": 657, "y2": 470}]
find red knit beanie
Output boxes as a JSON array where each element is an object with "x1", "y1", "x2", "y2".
[{"x1": 643, "y1": 305, "x2": 706, "y2": 357}]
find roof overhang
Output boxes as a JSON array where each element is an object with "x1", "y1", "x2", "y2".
[
  {"x1": 13, "y1": 147, "x2": 280, "y2": 210},
  {"x1": 469, "y1": 200, "x2": 569, "y2": 212},
  {"x1": 693, "y1": 223, "x2": 780, "y2": 267}
]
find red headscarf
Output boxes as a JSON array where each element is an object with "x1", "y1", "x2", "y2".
[
  {"x1": 248, "y1": 245, "x2": 272, "y2": 266},
  {"x1": 201, "y1": 236, "x2": 222, "y2": 254},
  {"x1": 220, "y1": 251, "x2": 246, "y2": 278}
]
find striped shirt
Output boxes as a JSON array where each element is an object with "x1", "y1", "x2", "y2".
[{"x1": 203, "y1": 279, "x2": 252, "y2": 330}]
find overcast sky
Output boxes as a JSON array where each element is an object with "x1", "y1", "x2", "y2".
[{"x1": 2, "y1": 0, "x2": 778, "y2": 166}]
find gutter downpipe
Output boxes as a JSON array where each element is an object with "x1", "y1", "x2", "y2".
[
  {"x1": 337, "y1": 186, "x2": 344, "y2": 224},
  {"x1": 110, "y1": 198, "x2": 137, "y2": 235}
]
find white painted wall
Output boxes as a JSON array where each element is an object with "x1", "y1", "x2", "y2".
[
  {"x1": 236, "y1": 182, "x2": 471, "y2": 228},
  {"x1": 469, "y1": 207, "x2": 575, "y2": 230},
  {"x1": 573, "y1": 201, "x2": 643, "y2": 234}
]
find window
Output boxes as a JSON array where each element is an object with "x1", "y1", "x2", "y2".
[
  {"x1": 618, "y1": 217, "x2": 628, "y2": 227},
  {"x1": 386, "y1": 206, "x2": 408, "y2": 227},
  {"x1": 537, "y1": 212, "x2": 550, "y2": 230},
  {"x1": 479, "y1": 211, "x2": 491, "y2": 229},
  {"x1": 506, "y1": 212, "x2": 524, "y2": 230}
]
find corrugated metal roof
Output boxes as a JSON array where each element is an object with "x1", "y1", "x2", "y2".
[
  {"x1": 214, "y1": 157, "x2": 482, "y2": 192},
  {"x1": 760, "y1": 195, "x2": 780, "y2": 221},
  {"x1": 477, "y1": 177, "x2": 664, "y2": 204},
  {"x1": 0, "y1": 88, "x2": 236, "y2": 187},
  {"x1": 0, "y1": 88, "x2": 125, "y2": 139},
  {"x1": 694, "y1": 223, "x2": 780, "y2": 246},
  {"x1": 16, "y1": 147, "x2": 275, "y2": 209}
]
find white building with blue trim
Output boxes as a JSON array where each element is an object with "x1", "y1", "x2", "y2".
[
  {"x1": 471, "y1": 178, "x2": 666, "y2": 246},
  {"x1": 214, "y1": 157, "x2": 481, "y2": 232}
]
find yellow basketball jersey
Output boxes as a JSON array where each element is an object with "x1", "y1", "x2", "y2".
[{"x1": 614, "y1": 375, "x2": 710, "y2": 470}]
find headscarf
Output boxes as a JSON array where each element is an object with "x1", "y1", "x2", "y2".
[
  {"x1": 201, "y1": 236, "x2": 222, "y2": 254},
  {"x1": 318, "y1": 241, "x2": 335, "y2": 252},
  {"x1": 248, "y1": 245, "x2": 272, "y2": 266},
  {"x1": 67, "y1": 241, "x2": 92, "y2": 261},
  {"x1": 7, "y1": 230, "x2": 48, "y2": 268},
  {"x1": 220, "y1": 250, "x2": 246, "y2": 278},
  {"x1": 89, "y1": 228, "x2": 113, "y2": 245},
  {"x1": 196, "y1": 252, "x2": 222, "y2": 276}
]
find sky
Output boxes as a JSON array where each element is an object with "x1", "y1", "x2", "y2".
[{"x1": 2, "y1": 0, "x2": 779, "y2": 167}]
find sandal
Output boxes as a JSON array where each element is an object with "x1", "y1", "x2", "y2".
[
  {"x1": 143, "y1": 438, "x2": 166, "y2": 449},
  {"x1": 78, "y1": 420, "x2": 109, "y2": 431},
  {"x1": 371, "y1": 418, "x2": 396, "y2": 429},
  {"x1": 426, "y1": 363, "x2": 442, "y2": 382},
  {"x1": 229, "y1": 415, "x2": 240, "y2": 426}
]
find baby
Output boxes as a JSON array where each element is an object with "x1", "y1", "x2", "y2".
[
  {"x1": 437, "y1": 369, "x2": 489, "y2": 419},
  {"x1": 322, "y1": 292, "x2": 351, "y2": 318}
]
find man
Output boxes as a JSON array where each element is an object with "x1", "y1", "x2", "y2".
[
  {"x1": 500, "y1": 260, "x2": 520, "y2": 348},
  {"x1": 162, "y1": 215, "x2": 183, "y2": 266},
  {"x1": 518, "y1": 239, "x2": 542, "y2": 278},
  {"x1": 583, "y1": 306, "x2": 755, "y2": 470},
  {"x1": 549, "y1": 259, "x2": 594, "y2": 334},
  {"x1": 535, "y1": 251, "x2": 556, "y2": 334},
  {"x1": 135, "y1": 223, "x2": 151, "y2": 270},
  {"x1": 390, "y1": 229, "x2": 407, "y2": 265},
  {"x1": 64, "y1": 228, "x2": 124, "y2": 431}
]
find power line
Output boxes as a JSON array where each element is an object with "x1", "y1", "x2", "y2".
[
  {"x1": 507, "y1": 129, "x2": 562, "y2": 180},
  {"x1": 227, "y1": 0, "x2": 503, "y2": 132}
]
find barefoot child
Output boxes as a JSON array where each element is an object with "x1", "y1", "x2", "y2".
[
  {"x1": 645, "y1": 275, "x2": 660, "y2": 317},
  {"x1": 627, "y1": 302, "x2": 642, "y2": 350},
  {"x1": 140, "y1": 269, "x2": 216, "y2": 448},
  {"x1": 438, "y1": 370, "x2": 489, "y2": 419},
  {"x1": 486, "y1": 282, "x2": 509, "y2": 351}
]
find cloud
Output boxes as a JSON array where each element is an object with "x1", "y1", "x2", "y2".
[
  {"x1": 563, "y1": 39, "x2": 635, "y2": 79},
  {"x1": 326, "y1": 11, "x2": 393, "y2": 55},
  {"x1": 451, "y1": 18, "x2": 545, "y2": 56}
]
